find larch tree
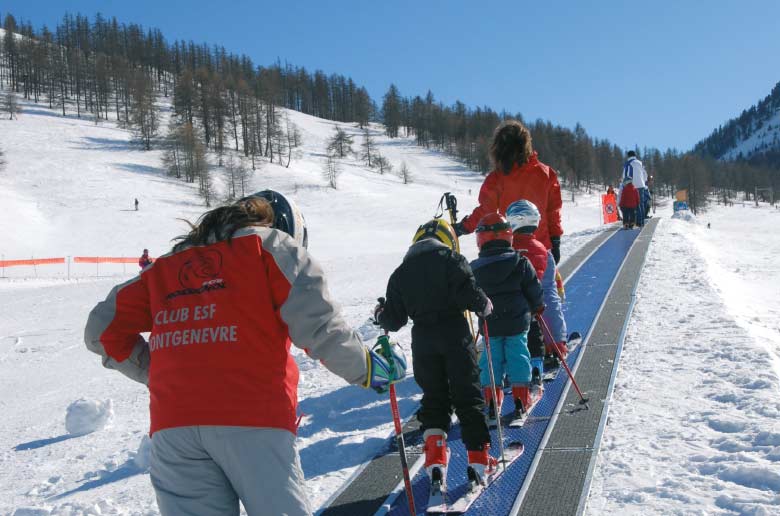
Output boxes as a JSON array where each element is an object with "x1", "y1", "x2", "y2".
[{"x1": 327, "y1": 125, "x2": 354, "y2": 159}]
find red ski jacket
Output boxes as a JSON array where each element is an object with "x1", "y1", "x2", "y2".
[
  {"x1": 86, "y1": 227, "x2": 368, "y2": 436},
  {"x1": 619, "y1": 183, "x2": 640, "y2": 209},
  {"x1": 511, "y1": 233, "x2": 548, "y2": 281},
  {"x1": 463, "y1": 153, "x2": 563, "y2": 249}
]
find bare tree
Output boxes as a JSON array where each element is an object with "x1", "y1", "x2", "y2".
[
  {"x1": 327, "y1": 125, "x2": 354, "y2": 159},
  {"x1": 323, "y1": 154, "x2": 341, "y2": 189},
  {"x1": 360, "y1": 128, "x2": 377, "y2": 168},
  {"x1": 399, "y1": 161, "x2": 412, "y2": 184},
  {"x1": 0, "y1": 145, "x2": 5, "y2": 171},
  {"x1": 375, "y1": 153, "x2": 393, "y2": 175},
  {"x1": 284, "y1": 113, "x2": 302, "y2": 168},
  {"x1": 2, "y1": 90, "x2": 20, "y2": 119},
  {"x1": 196, "y1": 142, "x2": 212, "y2": 206},
  {"x1": 129, "y1": 71, "x2": 159, "y2": 150}
]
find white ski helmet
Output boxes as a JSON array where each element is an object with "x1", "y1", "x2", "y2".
[
  {"x1": 243, "y1": 190, "x2": 308, "y2": 248},
  {"x1": 505, "y1": 199, "x2": 541, "y2": 233}
]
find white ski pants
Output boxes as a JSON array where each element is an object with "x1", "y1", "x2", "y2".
[{"x1": 151, "y1": 426, "x2": 312, "y2": 516}]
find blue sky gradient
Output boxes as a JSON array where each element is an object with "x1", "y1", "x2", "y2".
[{"x1": 3, "y1": 0, "x2": 779, "y2": 151}]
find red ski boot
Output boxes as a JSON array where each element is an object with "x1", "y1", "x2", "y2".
[
  {"x1": 467, "y1": 446, "x2": 499, "y2": 487},
  {"x1": 423, "y1": 430, "x2": 449, "y2": 494},
  {"x1": 483, "y1": 387, "x2": 504, "y2": 426}
]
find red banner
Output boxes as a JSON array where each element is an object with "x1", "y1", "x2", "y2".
[
  {"x1": 0, "y1": 257, "x2": 66, "y2": 268},
  {"x1": 602, "y1": 194, "x2": 618, "y2": 224},
  {"x1": 73, "y1": 256, "x2": 140, "y2": 264}
]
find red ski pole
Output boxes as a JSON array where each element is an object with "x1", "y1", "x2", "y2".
[
  {"x1": 378, "y1": 333, "x2": 417, "y2": 515},
  {"x1": 535, "y1": 314, "x2": 589, "y2": 408}
]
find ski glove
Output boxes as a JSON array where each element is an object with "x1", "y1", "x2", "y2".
[
  {"x1": 364, "y1": 335, "x2": 407, "y2": 393},
  {"x1": 453, "y1": 218, "x2": 468, "y2": 237},
  {"x1": 550, "y1": 236, "x2": 561, "y2": 264},
  {"x1": 479, "y1": 298, "x2": 494, "y2": 318}
]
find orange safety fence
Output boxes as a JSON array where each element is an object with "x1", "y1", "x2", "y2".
[
  {"x1": 73, "y1": 256, "x2": 140, "y2": 264},
  {"x1": 0, "y1": 257, "x2": 66, "y2": 268}
]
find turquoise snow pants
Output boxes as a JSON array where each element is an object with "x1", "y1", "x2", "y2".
[{"x1": 479, "y1": 332, "x2": 532, "y2": 386}]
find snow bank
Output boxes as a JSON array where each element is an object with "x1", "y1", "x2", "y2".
[
  {"x1": 671, "y1": 209, "x2": 695, "y2": 221},
  {"x1": 65, "y1": 399, "x2": 114, "y2": 436},
  {"x1": 133, "y1": 435, "x2": 152, "y2": 471}
]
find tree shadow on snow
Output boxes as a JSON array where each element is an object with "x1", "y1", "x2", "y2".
[
  {"x1": 76, "y1": 136, "x2": 139, "y2": 152},
  {"x1": 111, "y1": 162, "x2": 162, "y2": 175},
  {"x1": 14, "y1": 434, "x2": 77, "y2": 451},
  {"x1": 46, "y1": 459, "x2": 144, "y2": 501},
  {"x1": 297, "y1": 377, "x2": 419, "y2": 439},
  {"x1": 300, "y1": 435, "x2": 386, "y2": 478}
]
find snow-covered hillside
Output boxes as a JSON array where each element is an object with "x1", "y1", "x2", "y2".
[
  {"x1": 722, "y1": 108, "x2": 780, "y2": 161},
  {"x1": 587, "y1": 204, "x2": 780, "y2": 515},
  {"x1": 0, "y1": 97, "x2": 605, "y2": 515}
]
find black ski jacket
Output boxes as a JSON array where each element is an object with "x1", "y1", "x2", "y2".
[
  {"x1": 378, "y1": 239, "x2": 489, "y2": 332},
  {"x1": 470, "y1": 242, "x2": 544, "y2": 337}
]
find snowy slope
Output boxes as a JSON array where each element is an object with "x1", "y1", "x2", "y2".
[
  {"x1": 0, "y1": 97, "x2": 606, "y2": 515},
  {"x1": 586, "y1": 206, "x2": 780, "y2": 515},
  {"x1": 721, "y1": 108, "x2": 780, "y2": 161}
]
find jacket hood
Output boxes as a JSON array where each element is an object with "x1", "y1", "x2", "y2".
[
  {"x1": 471, "y1": 249, "x2": 519, "y2": 284},
  {"x1": 404, "y1": 238, "x2": 450, "y2": 261},
  {"x1": 503, "y1": 152, "x2": 549, "y2": 178}
]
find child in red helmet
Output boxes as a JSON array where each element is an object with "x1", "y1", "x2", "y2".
[{"x1": 470, "y1": 213, "x2": 545, "y2": 422}]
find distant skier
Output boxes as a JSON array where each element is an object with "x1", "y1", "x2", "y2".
[
  {"x1": 375, "y1": 218, "x2": 496, "y2": 490},
  {"x1": 134, "y1": 198, "x2": 139, "y2": 211},
  {"x1": 506, "y1": 200, "x2": 569, "y2": 380},
  {"x1": 138, "y1": 249, "x2": 152, "y2": 269},
  {"x1": 470, "y1": 213, "x2": 544, "y2": 422},
  {"x1": 85, "y1": 191, "x2": 404, "y2": 516},
  {"x1": 622, "y1": 151, "x2": 648, "y2": 226},
  {"x1": 618, "y1": 178, "x2": 640, "y2": 229}
]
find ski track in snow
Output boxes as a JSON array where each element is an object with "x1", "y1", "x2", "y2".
[
  {"x1": 586, "y1": 217, "x2": 780, "y2": 516},
  {"x1": 1, "y1": 97, "x2": 606, "y2": 515}
]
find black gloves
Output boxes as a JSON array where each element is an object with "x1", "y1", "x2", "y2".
[
  {"x1": 550, "y1": 236, "x2": 561, "y2": 264},
  {"x1": 373, "y1": 297, "x2": 386, "y2": 325},
  {"x1": 453, "y1": 218, "x2": 468, "y2": 237}
]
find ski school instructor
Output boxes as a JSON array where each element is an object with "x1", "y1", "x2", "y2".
[
  {"x1": 453, "y1": 119, "x2": 568, "y2": 349},
  {"x1": 84, "y1": 191, "x2": 405, "y2": 516}
]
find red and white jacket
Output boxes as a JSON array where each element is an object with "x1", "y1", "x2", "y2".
[
  {"x1": 463, "y1": 153, "x2": 564, "y2": 250},
  {"x1": 85, "y1": 227, "x2": 368, "y2": 436},
  {"x1": 511, "y1": 233, "x2": 548, "y2": 281}
]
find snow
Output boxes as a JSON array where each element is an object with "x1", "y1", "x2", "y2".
[
  {"x1": 6, "y1": 85, "x2": 779, "y2": 515},
  {"x1": 586, "y1": 205, "x2": 780, "y2": 515},
  {"x1": 65, "y1": 400, "x2": 114, "y2": 437},
  {"x1": 722, "y1": 108, "x2": 780, "y2": 161},
  {"x1": 0, "y1": 95, "x2": 606, "y2": 514}
]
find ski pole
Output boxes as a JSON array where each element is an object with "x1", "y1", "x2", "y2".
[
  {"x1": 482, "y1": 320, "x2": 507, "y2": 469},
  {"x1": 441, "y1": 192, "x2": 478, "y2": 341},
  {"x1": 535, "y1": 314, "x2": 589, "y2": 408},
  {"x1": 378, "y1": 333, "x2": 417, "y2": 516}
]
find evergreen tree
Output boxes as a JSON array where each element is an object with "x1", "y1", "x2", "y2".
[
  {"x1": 382, "y1": 84, "x2": 401, "y2": 138},
  {"x1": 327, "y1": 125, "x2": 354, "y2": 158}
]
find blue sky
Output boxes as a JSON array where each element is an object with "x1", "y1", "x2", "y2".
[{"x1": 4, "y1": 1, "x2": 779, "y2": 151}]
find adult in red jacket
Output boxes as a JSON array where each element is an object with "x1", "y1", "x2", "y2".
[
  {"x1": 85, "y1": 191, "x2": 405, "y2": 516},
  {"x1": 456, "y1": 120, "x2": 564, "y2": 263}
]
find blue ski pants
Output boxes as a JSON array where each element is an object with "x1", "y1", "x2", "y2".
[
  {"x1": 479, "y1": 332, "x2": 532, "y2": 386},
  {"x1": 542, "y1": 251, "x2": 567, "y2": 343}
]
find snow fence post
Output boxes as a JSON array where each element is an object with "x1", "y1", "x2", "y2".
[{"x1": 67, "y1": 256, "x2": 70, "y2": 280}]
